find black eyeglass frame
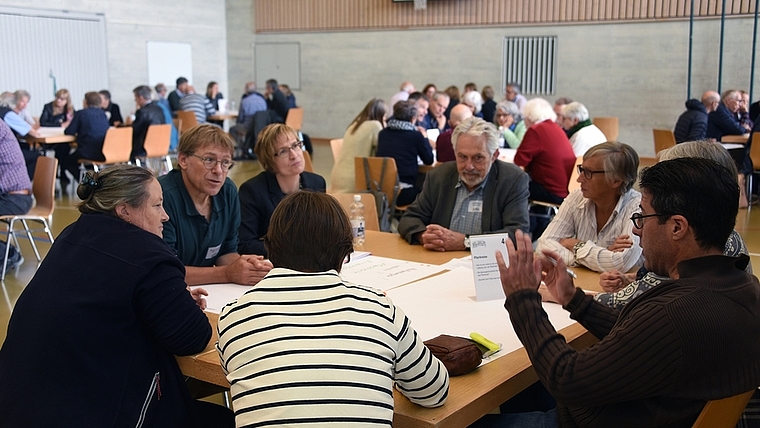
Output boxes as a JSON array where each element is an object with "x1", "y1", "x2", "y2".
[
  {"x1": 274, "y1": 141, "x2": 305, "y2": 158},
  {"x1": 577, "y1": 164, "x2": 606, "y2": 180},
  {"x1": 190, "y1": 154, "x2": 235, "y2": 171},
  {"x1": 630, "y1": 212, "x2": 672, "y2": 229}
]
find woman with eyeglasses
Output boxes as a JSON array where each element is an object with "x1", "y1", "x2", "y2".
[
  {"x1": 238, "y1": 123, "x2": 326, "y2": 256},
  {"x1": 493, "y1": 100, "x2": 526, "y2": 149},
  {"x1": 39, "y1": 88, "x2": 74, "y2": 127}
]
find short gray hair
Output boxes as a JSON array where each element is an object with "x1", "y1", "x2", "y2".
[
  {"x1": 495, "y1": 100, "x2": 522, "y2": 122},
  {"x1": 561, "y1": 102, "x2": 590, "y2": 122},
  {"x1": 657, "y1": 140, "x2": 738, "y2": 180},
  {"x1": 13, "y1": 90, "x2": 30, "y2": 104},
  {"x1": 462, "y1": 91, "x2": 483, "y2": 114},
  {"x1": 522, "y1": 98, "x2": 556, "y2": 124},
  {"x1": 452, "y1": 117, "x2": 500, "y2": 154},
  {"x1": 584, "y1": 141, "x2": 639, "y2": 195},
  {"x1": 0, "y1": 92, "x2": 15, "y2": 109}
]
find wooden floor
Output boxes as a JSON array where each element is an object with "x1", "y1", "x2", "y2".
[{"x1": 1, "y1": 143, "x2": 759, "y2": 347}]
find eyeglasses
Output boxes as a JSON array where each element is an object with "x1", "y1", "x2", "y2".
[
  {"x1": 190, "y1": 154, "x2": 235, "y2": 171},
  {"x1": 630, "y1": 212, "x2": 671, "y2": 229},
  {"x1": 274, "y1": 141, "x2": 305, "y2": 158},
  {"x1": 577, "y1": 165, "x2": 606, "y2": 180}
]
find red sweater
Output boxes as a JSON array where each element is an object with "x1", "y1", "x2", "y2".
[{"x1": 513, "y1": 119, "x2": 576, "y2": 198}]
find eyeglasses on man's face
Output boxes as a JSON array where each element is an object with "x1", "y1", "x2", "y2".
[
  {"x1": 630, "y1": 212, "x2": 671, "y2": 229},
  {"x1": 577, "y1": 165, "x2": 606, "y2": 180},
  {"x1": 190, "y1": 154, "x2": 235, "y2": 171},
  {"x1": 274, "y1": 141, "x2": 305, "y2": 158}
]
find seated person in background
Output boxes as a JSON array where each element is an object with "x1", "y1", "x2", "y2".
[
  {"x1": 514, "y1": 98, "x2": 576, "y2": 238},
  {"x1": 330, "y1": 98, "x2": 387, "y2": 193},
  {"x1": 739, "y1": 90, "x2": 753, "y2": 130},
  {"x1": 238, "y1": 123, "x2": 325, "y2": 256},
  {"x1": 462, "y1": 90, "x2": 484, "y2": 119},
  {"x1": 98, "y1": 89, "x2": 123, "y2": 126},
  {"x1": 205, "y1": 81, "x2": 224, "y2": 127},
  {"x1": 553, "y1": 96, "x2": 573, "y2": 132},
  {"x1": 40, "y1": 88, "x2": 74, "y2": 127},
  {"x1": 707, "y1": 89, "x2": 748, "y2": 141},
  {"x1": 481, "y1": 86, "x2": 497, "y2": 123},
  {"x1": 279, "y1": 84, "x2": 296, "y2": 109},
  {"x1": 494, "y1": 100, "x2": 526, "y2": 149},
  {"x1": 264, "y1": 78, "x2": 290, "y2": 123},
  {"x1": 536, "y1": 142, "x2": 642, "y2": 273},
  {"x1": 674, "y1": 90, "x2": 719, "y2": 143},
  {"x1": 388, "y1": 81, "x2": 415, "y2": 118},
  {"x1": 154, "y1": 82, "x2": 170, "y2": 111},
  {"x1": 443, "y1": 85, "x2": 460, "y2": 119},
  {"x1": 159, "y1": 124, "x2": 272, "y2": 286},
  {"x1": 435, "y1": 103, "x2": 472, "y2": 163},
  {"x1": 425, "y1": 92, "x2": 450, "y2": 133},
  {"x1": 504, "y1": 82, "x2": 527, "y2": 112},
  {"x1": 168, "y1": 76, "x2": 188, "y2": 113},
  {"x1": 595, "y1": 140, "x2": 752, "y2": 309},
  {"x1": 408, "y1": 92, "x2": 430, "y2": 131},
  {"x1": 59, "y1": 92, "x2": 110, "y2": 188},
  {"x1": 217, "y1": 191, "x2": 449, "y2": 427},
  {"x1": 376, "y1": 100, "x2": 433, "y2": 206},
  {"x1": 398, "y1": 117, "x2": 529, "y2": 251},
  {"x1": 0, "y1": 93, "x2": 41, "y2": 178},
  {"x1": 0, "y1": 118, "x2": 32, "y2": 273},
  {"x1": 493, "y1": 158, "x2": 760, "y2": 428},
  {"x1": 560, "y1": 102, "x2": 607, "y2": 156},
  {"x1": 131, "y1": 85, "x2": 166, "y2": 160},
  {"x1": 0, "y1": 165, "x2": 234, "y2": 427},
  {"x1": 423, "y1": 83, "x2": 437, "y2": 99},
  {"x1": 230, "y1": 82, "x2": 267, "y2": 147},
  {"x1": 178, "y1": 86, "x2": 216, "y2": 125},
  {"x1": 12, "y1": 90, "x2": 35, "y2": 126}
]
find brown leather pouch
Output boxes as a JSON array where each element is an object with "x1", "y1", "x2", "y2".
[{"x1": 424, "y1": 334, "x2": 482, "y2": 376}]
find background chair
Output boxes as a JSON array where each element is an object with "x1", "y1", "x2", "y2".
[
  {"x1": 285, "y1": 107, "x2": 304, "y2": 132},
  {"x1": 593, "y1": 117, "x2": 619, "y2": 141},
  {"x1": 1, "y1": 156, "x2": 57, "y2": 281},
  {"x1": 653, "y1": 128, "x2": 676, "y2": 154},
  {"x1": 330, "y1": 138, "x2": 344, "y2": 163},
  {"x1": 691, "y1": 389, "x2": 755, "y2": 428},
  {"x1": 136, "y1": 124, "x2": 173, "y2": 174},
  {"x1": 79, "y1": 127, "x2": 133, "y2": 173},
  {"x1": 354, "y1": 156, "x2": 404, "y2": 232},
  {"x1": 302, "y1": 150, "x2": 314, "y2": 172},
  {"x1": 176, "y1": 110, "x2": 199, "y2": 134},
  {"x1": 329, "y1": 192, "x2": 380, "y2": 232}
]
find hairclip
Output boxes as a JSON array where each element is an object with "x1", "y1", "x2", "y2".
[{"x1": 81, "y1": 174, "x2": 101, "y2": 189}]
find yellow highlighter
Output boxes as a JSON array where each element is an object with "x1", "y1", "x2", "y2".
[{"x1": 470, "y1": 332, "x2": 502, "y2": 358}]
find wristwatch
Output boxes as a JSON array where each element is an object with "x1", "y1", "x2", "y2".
[
  {"x1": 573, "y1": 241, "x2": 586, "y2": 258},
  {"x1": 463, "y1": 234, "x2": 471, "y2": 249}
]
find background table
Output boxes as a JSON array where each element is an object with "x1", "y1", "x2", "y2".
[{"x1": 25, "y1": 126, "x2": 76, "y2": 147}]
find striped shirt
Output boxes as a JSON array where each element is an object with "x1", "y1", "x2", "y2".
[
  {"x1": 536, "y1": 188, "x2": 642, "y2": 273},
  {"x1": 178, "y1": 93, "x2": 216, "y2": 124},
  {"x1": 216, "y1": 268, "x2": 449, "y2": 428}
]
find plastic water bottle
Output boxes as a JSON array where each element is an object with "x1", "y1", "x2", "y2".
[
  {"x1": 350, "y1": 195, "x2": 365, "y2": 246},
  {"x1": 497, "y1": 127, "x2": 506, "y2": 148}
]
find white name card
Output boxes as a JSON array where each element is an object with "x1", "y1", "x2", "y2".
[{"x1": 469, "y1": 233, "x2": 509, "y2": 301}]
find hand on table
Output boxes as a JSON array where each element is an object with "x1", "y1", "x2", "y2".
[
  {"x1": 607, "y1": 235, "x2": 633, "y2": 252},
  {"x1": 225, "y1": 255, "x2": 273, "y2": 285},
  {"x1": 188, "y1": 286, "x2": 208, "y2": 310},
  {"x1": 420, "y1": 224, "x2": 465, "y2": 252}
]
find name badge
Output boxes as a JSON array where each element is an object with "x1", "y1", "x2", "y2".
[
  {"x1": 205, "y1": 245, "x2": 221, "y2": 260},
  {"x1": 468, "y1": 200, "x2": 483, "y2": 213}
]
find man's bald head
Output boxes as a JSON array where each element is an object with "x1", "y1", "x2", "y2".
[
  {"x1": 449, "y1": 104, "x2": 473, "y2": 128},
  {"x1": 701, "y1": 91, "x2": 720, "y2": 112}
]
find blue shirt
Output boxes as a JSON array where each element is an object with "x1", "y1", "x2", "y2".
[
  {"x1": 64, "y1": 107, "x2": 110, "y2": 160},
  {"x1": 159, "y1": 169, "x2": 241, "y2": 267},
  {"x1": 237, "y1": 92, "x2": 267, "y2": 127}
]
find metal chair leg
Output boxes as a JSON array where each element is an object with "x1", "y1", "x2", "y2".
[{"x1": 20, "y1": 219, "x2": 41, "y2": 262}]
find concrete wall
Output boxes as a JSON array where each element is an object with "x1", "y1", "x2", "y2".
[
  {"x1": 0, "y1": 0, "x2": 228, "y2": 119},
  {"x1": 234, "y1": 16, "x2": 758, "y2": 156}
]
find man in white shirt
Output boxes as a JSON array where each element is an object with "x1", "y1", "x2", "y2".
[
  {"x1": 536, "y1": 141, "x2": 642, "y2": 273},
  {"x1": 560, "y1": 102, "x2": 607, "y2": 156}
]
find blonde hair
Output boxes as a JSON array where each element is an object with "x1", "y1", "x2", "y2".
[
  {"x1": 254, "y1": 123, "x2": 300, "y2": 173},
  {"x1": 178, "y1": 123, "x2": 234, "y2": 157},
  {"x1": 77, "y1": 165, "x2": 155, "y2": 214}
]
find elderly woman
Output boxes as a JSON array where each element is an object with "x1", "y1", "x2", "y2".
[
  {"x1": 560, "y1": 102, "x2": 607, "y2": 156},
  {"x1": 462, "y1": 89, "x2": 484, "y2": 118},
  {"x1": 0, "y1": 165, "x2": 233, "y2": 427},
  {"x1": 494, "y1": 100, "x2": 527, "y2": 148},
  {"x1": 330, "y1": 98, "x2": 387, "y2": 193},
  {"x1": 376, "y1": 100, "x2": 434, "y2": 206},
  {"x1": 238, "y1": 123, "x2": 326, "y2": 256},
  {"x1": 39, "y1": 88, "x2": 74, "y2": 127},
  {"x1": 217, "y1": 191, "x2": 449, "y2": 427}
]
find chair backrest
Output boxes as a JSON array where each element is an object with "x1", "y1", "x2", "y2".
[
  {"x1": 144, "y1": 124, "x2": 172, "y2": 157},
  {"x1": 285, "y1": 107, "x2": 304, "y2": 131},
  {"x1": 691, "y1": 390, "x2": 754, "y2": 428},
  {"x1": 750, "y1": 132, "x2": 760, "y2": 171},
  {"x1": 101, "y1": 127, "x2": 133, "y2": 164},
  {"x1": 172, "y1": 118, "x2": 183, "y2": 135},
  {"x1": 330, "y1": 138, "x2": 344, "y2": 163},
  {"x1": 31, "y1": 156, "x2": 57, "y2": 216},
  {"x1": 353, "y1": 157, "x2": 401, "y2": 208},
  {"x1": 329, "y1": 192, "x2": 380, "y2": 232},
  {"x1": 593, "y1": 116, "x2": 619, "y2": 141},
  {"x1": 176, "y1": 110, "x2": 198, "y2": 133},
  {"x1": 302, "y1": 150, "x2": 314, "y2": 172},
  {"x1": 568, "y1": 155, "x2": 583, "y2": 193},
  {"x1": 653, "y1": 128, "x2": 677, "y2": 154}
]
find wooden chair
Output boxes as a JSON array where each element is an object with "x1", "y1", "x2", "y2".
[
  {"x1": 746, "y1": 132, "x2": 760, "y2": 207},
  {"x1": 593, "y1": 117, "x2": 619, "y2": 141},
  {"x1": 176, "y1": 110, "x2": 198, "y2": 134},
  {"x1": 79, "y1": 127, "x2": 133, "y2": 172},
  {"x1": 691, "y1": 389, "x2": 755, "y2": 428},
  {"x1": 172, "y1": 118, "x2": 183, "y2": 135},
  {"x1": 1, "y1": 156, "x2": 57, "y2": 281},
  {"x1": 330, "y1": 138, "x2": 344, "y2": 163},
  {"x1": 285, "y1": 107, "x2": 304, "y2": 131},
  {"x1": 136, "y1": 124, "x2": 173, "y2": 173},
  {"x1": 653, "y1": 128, "x2": 677, "y2": 154},
  {"x1": 354, "y1": 157, "x2": 406, "y2": 230},
  {"x1": 329, "y1": 192, "x2": 380, "y2": 232},
  {"x1": 302, "y1": 150, "x2": 314, "y2": 172}
]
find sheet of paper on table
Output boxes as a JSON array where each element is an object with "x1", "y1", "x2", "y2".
[
  {"x1": 37, "y1": 126, "x2": 65, "y2": 137},
  {"x1": 191, "y1": 283, "x2": 250, "y2": 314},
  {"x1": 469, "y1": 233, "x2": 509, "y2": 301},
  {"x1": 339, "y1": 255, "x2": 446, "y2": 291},
  {"x1": 498, "y1": 148, "x2": 517, "y2": 163},
  {"x1": 385, "y1": 267, "x2": 576, "y2": 363}
]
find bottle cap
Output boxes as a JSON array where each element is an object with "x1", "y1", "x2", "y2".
[{"x1": 353, "y1": 194, "x2": 361, "y2": 202}]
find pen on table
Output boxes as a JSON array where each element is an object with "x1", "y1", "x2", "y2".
[{"x1": 545, "y1": 255, "x2": 578, "y2": 279}]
